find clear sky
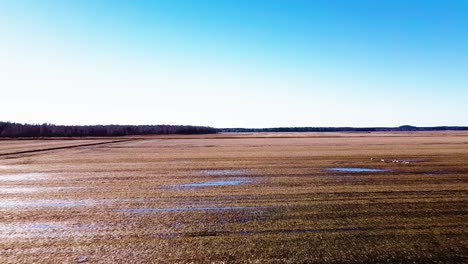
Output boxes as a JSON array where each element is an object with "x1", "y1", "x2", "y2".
[{"x1": 1, "y1": 0, "x2": 467, "y2": 127}]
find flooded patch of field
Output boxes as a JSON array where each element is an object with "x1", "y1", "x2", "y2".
[
  {"x1": 171, "y1": 159, "x2": 193, "y2": 164},
  {"x1": 199, "y1": 169, "x2": 248, "y2": 176},
  {"x1": 0, "y1": 223, "x2": 65, "y2": 238},
  {"x1": 0, "y1": 223, "x2": 62, "y2": 231},
  {"x1": 398, "y1": 159, "x2": 426, "y2": 163},
  {"x1": 0, "y1": 187, "x2": 41, "y2": 194},
  {"x1": 0, "y1": 222, "x2": 99, "y2": 238},
  {"x1": 0, "y1": 186, "x2": 78, "y2": 194},
  {"x1": 0, "y1": 173, "x2": 48, "y2": 181},
  {"x1": 325, "y1": 167, "x2": 389, "y2": 173},
  {"x1": 0, "y1": 199, "x2": 97, "y2": 209},
  {"x1": 177, "y1": 179, "x2": 252, "y2": 187}
]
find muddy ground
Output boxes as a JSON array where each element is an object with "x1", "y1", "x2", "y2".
[{"x1": 0, "y1": 132, "x2": 467, "y2": 263}]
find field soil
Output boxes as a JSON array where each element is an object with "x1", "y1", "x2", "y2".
[{"x1": 0, "y1": 132, "x2": 467, "y2": 263}]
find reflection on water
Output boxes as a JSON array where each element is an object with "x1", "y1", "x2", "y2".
[
  {"x1": 0, "y1": 199, "x2": 97, "y2": 208},
  {"x1": 0, "y1": 222, "x2": 99, "y2": 238},
  {"x1": 0, "y1": 173, "x2": 48, "y2": 181},
  {"x1": 177, "y1": 180, "x2": 251, "y2": 187},
  {"x1": 0, "y1": 187, "x2": 77, "y2": 194},
  {"x1": 200, "y1": 169, "x2": 248, "y2": 176}
]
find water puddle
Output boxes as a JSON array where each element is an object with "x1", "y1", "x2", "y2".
[
  {"x1": 325, "y1": 168, "x2": 389, "y2": 173},
  {"x1": 0, "y1": 199, "x2": 97, "y2": 209},
  {"x1": 199, "y1": 169, "x2": 248, "y2": 176},
  {"x1": 0, "y1": 173, "x2": 48, "y2": 181},
  {"x1": 401, "y1": 159, "x2": 425, "y2": 163},
  {"x1": 0, "y1": 187, "x2": 40, "y2": 194},
  {"x1": 0, "y1": 222, "x2": 99, "y2": 238},
  {"x1": 390, "y1": 159, "x2": 425, "y2": 164},
  {"x1": 171, "y1": 160, "x2": 193, "y2": 164},
  {"x1": 0, "y1": 187, "x2": 78, "y2": 194},
  {"x1": 177, "y1": 180, "x2": 251, "y2": 187}
]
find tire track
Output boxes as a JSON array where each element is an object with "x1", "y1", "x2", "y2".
[{"x1": 0, "y1": 139, "x2": 138, "y2": 158}]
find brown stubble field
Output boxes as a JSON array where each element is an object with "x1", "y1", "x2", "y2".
[{"x1": 0, "y1": 132, "x2": 467, "y2": 263}]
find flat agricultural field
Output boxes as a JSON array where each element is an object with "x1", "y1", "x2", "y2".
[{"x1": 0, "y1": 132, "x2": 467, "y2": 263}]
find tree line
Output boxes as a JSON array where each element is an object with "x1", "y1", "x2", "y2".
[
  {"x1": 0, "y1": 122, "x2": 217, "y2": 137},
  {"x1": 219, "y1": 125, "x2": 468, "y2": 133},
  {"x1": 2, "y1": 122, "x2": 467, "y2": 137}
]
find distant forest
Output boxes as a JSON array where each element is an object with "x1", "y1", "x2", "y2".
[
  {"x1": 219, "y1": 125, "x2": 468, "y2": 133},
  {"x1": 1, "y1": 122, "x2": 467, "y2": 138},
  {"x1": 0, "y1": 122, "x2": 217, "y2": 137}
]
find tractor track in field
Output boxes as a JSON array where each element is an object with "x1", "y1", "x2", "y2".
[{"x1": 0, "y1": 139, "x2": 139, "y2": 158}]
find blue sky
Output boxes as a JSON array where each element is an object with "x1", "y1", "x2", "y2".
[{"x1": 1, "y1": 0, "x2": 467, "y2": 127}]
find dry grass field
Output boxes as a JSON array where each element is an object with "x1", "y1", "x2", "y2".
[{"x1": 0, "y1": 132, "x2": 467, "y2": 263}]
